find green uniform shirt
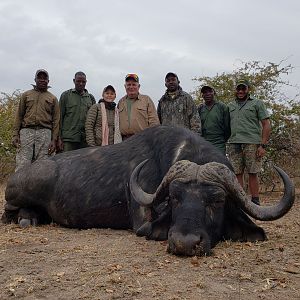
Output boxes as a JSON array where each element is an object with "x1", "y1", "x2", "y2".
[
  {"x1": 199, "y1": 101, "x2": 231, "y2": 154},
  {"x1": 228, "y1": 95, "x2": 269, "y2": 144},
  {"x1": 59, "y1": 89, "x2": 95, "y2": 143}
]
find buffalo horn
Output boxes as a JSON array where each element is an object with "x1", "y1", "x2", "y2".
[
  {"x1": 130, "y1": 159, "x2": 184, "y2": 207},
  {"x1": 233, "y1": 166, "x2": 295, "y2": 221},
  {"x1": 129, "y1": 160, "x2": 155, "y2": 207}
]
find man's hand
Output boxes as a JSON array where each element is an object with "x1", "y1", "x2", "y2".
[
  {"x1": 12, "y1": 136, "x2": 20, "y2": 148},
  {"x1": 48, "y1": 140, "x2": 56, "y2": 155},
  {"x1": 256, "y1": 145, "x2": 266, "y2": 158},
  {"x1": 56, "y1": 137, "x2": 64, "y2": 153}
]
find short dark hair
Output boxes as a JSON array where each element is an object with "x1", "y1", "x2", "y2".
[{"x1": 74, "y1": 71, "x2": 86, "y2": 78}]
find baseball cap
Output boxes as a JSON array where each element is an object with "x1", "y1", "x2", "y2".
[
  {"x1": 165, "y1": 72, "x2": 178, "y2": 80},
  {"x1": 236, "y1": 79, "x2": 250, "y2": 88},
  {"x1": 35, "y1": 69, "x2": 49, "y2": 79},
  {"x1": 125, "y1": 73, "x2": 139, "y2": 82},
  {"x1": 200, "y1": 85, "x2": 214, "y2": 93},
  {"x1": 103, "y1": 85, "x2": 116, "y2": 93}
]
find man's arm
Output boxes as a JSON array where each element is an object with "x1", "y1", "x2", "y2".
[
  {"x1": 147, "y1": 97, "x2": 160, "y2": 127},
  {"x1": 187, "y1": 96, "x2": 202, "y2": 135},
  {"x1": 157, "y1": 101, "x2": 162, "y2": 124},
  {"x1": 257, "y1": 118, "x2": 271, "y2": 157},
  {"x1": 89, "y1": 93, "x2": 96, "y2": 105},
  {"x1": 223, "y1": 104, "x2": 231, "y2": 142},
  {"x1": 52, "y1": 97, "x2": 60, "y2": 142},
  {"x1": 12, "y1": 93, "x2": 26, "y2": 147},
  {"x1": 261, "y1": 118, "x2": 271, "y2": 145}
]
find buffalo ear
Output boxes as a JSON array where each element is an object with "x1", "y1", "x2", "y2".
[{"x1": 223, "y1": 205, "x2": 267, "y2": 242}]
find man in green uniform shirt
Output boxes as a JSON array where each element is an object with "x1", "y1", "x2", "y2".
[
  {"x1": 227, "y1": 79, "x2": 271, "y2": 205},
  {"x1": 198, "y1": 85, "x2": 230, "y2": 154},
  {"x1": 58, "y1": 71, "x2": 95, "y2": 152}
]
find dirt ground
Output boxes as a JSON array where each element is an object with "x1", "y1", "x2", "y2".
[{"x1": 0, "y1": 183, "x2": 299, "y2": 300}]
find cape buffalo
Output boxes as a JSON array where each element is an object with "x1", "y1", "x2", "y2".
[{"x1": 2, "y1": 126, "x2": 295, "y2": 256}]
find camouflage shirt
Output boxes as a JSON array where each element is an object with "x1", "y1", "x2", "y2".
[{"x1": 157, "y1": 89, "x2": 201, "y2": 134}]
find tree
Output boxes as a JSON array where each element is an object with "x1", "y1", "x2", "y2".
[
  {"x1": 193, "y1": 60, "x2": 300, "y2": 189},
  {"x1": 0, "y1": 91, "x2": 20, "y2": 179}
]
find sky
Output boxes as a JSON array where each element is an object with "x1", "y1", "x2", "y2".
[{"x1": 0, "y1": 0, "x2": 299, "y2": 105}]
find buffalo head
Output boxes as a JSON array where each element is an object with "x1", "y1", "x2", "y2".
[{"x1": 130, "y1": 160, "x2": 295, "y2": 256}]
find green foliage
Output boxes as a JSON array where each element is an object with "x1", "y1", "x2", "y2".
[
  {"x1": 0, "y1": 91, "x2": 19, "y2": 178},
  {"x1": 193, "y1": 59, "x2": 300, "y2": 188}
]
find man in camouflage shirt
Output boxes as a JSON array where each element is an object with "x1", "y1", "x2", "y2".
[{"x1": 157, "y1": 72, "x2": 201, "y2": 134}]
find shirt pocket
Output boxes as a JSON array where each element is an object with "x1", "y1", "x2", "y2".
[
  {"x1": 244, "y1": 105, "x2": 257, "y2": 120},
  {"x1": 44, "y1": 98, "x2": 54, "y2": 113},
  {"x1": 25, "y1": 98, "x2": 35, "y2": 110},
  {"x1": 136, "y1": 105, "x2": 148, "y2": 119},
  {"x1": 66, "y1": 102, "x2": 78, "y2": 116}
]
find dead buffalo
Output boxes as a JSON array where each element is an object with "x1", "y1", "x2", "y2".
[{"x1": 2, "y1": 126, "x2": 295, "y2": 256}]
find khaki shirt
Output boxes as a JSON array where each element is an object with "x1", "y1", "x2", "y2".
[
  {"x1": 13, "y1": 88, "x2": 60, "y2": 140},
  {"x1": 118, "y1": 94, "x2": 160, "y2": 136}
]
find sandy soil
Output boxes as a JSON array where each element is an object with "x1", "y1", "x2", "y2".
[{"x1": 0, "y1": 183, "x2": 299, "y2": 300}]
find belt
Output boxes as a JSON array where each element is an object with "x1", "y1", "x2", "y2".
[{"x1": 25, "y1": 125, "x2": 48, "y2": 130}]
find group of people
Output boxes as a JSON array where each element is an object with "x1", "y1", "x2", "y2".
[{"x1": 12, "y1": 69, "x2": 271, "y2": 205}]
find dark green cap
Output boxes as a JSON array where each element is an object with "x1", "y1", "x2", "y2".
[
  {"x1": 200, "y1": 85, "x2": 214, "y2": 93},
  {"x1": 236, "y1": 79, "x2": 250, "y2": 88}
]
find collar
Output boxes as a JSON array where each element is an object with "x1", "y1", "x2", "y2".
[
  {"x1": 71, "y1": 88, "x2": 89, "y2": 96},
  {"x1": 235, "y1": 94, "x2": 253, "y2": 103},
  {"x1": 204, "y1": 100, "x2": 217, "y2": 110},
  {"x1": 98, "y1": 99, "x2": 116, "y2": 110},
  {"x1": 163, "y1": 87, "x2": 183, "y2": 100},
  {"x1": 31, "y1": 84, "x2": 51, "y2": 91},
  {"x1": 126, "y1": 93, "x2": 140, "y2": 101}
]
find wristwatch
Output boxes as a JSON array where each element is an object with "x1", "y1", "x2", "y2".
[{"x1": 260, "y1": 144, "x2": 267, "y2": 149}]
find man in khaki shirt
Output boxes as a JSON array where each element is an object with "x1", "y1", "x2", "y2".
[
  {"x1": 12, "y1": 69, "x2": 60, "y2": 171},
  {"x1": 118, "y1": 74, "x2": 160, "y2": 139}
]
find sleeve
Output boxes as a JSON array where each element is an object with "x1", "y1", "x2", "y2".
[
  {"x1": 52, "y1": 97, "x2": 60, "y2": 140},
  {"x1": 13, "y1": 92, "x2": 26, "y2": 137},
  {"x1": 59, "y1": 91, "x2": 67, "y2": 137},
  {"x1": 89, "y1": 94, "x2": 96, "y2": 105},
  {"x1": 157, "y1": 101, "x2": 162, "y2": 124},
  {"x1": 223, "y1": 104, "x2": 231, "y2": 142},
  {"x1": 85, "y1": 104, "x2": 98, "y2": 146},
  {"x1": 187, "y1": 96, "x2": 202, "y2": 135},
  {"x1": 147, "y1": 97, "x2": 160, "y2": 127},
  {"x1": 257, "y1": 100, "x2": 270, "y2": 120}
]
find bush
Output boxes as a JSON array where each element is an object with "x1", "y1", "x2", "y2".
[{"x1": 0, "y1": 91, "x2": 20, "y2": 179}]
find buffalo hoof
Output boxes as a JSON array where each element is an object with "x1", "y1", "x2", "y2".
[
  {"x1": 136, "y1": 221, "x2": 152, "y2": 237},
  {"x1": 1, "y1": 211, "x2": 18, "y2": 224},
  {"x1": 18, "y1": 218, "x2": 37, "y2": 228}
]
